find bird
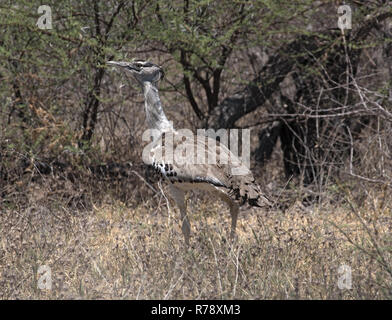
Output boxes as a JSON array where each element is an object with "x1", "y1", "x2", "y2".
[{"x1": 107, "y1": 59, "x2": 271, "y2": 245}]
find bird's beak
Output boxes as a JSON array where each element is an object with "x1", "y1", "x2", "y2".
[
  {"x1": 107, "y1": 61, "x2": 140, "y2": 71},
  {"x1": 107, "y1": 61, "x2": 127, "y2": 68}
]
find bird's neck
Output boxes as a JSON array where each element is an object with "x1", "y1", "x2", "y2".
[{"x1": 143, "y1": 82, "x2": 173, "y2": 140}]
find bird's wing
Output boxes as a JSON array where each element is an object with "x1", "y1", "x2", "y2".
[{"x1": 146, "y1": 131, "x2": 270, "y2": 206}]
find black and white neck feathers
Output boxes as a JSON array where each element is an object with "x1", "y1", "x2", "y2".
[{"x1": 143, "y1": 82, "x2": 173, "y2": 140}]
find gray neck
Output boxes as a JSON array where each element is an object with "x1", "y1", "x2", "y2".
[{"x1": 143, "y1": 82, "x2": 173, "y2": 140}]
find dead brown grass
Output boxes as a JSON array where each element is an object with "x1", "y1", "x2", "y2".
[{"x1": 1, "y1": 180, "x2": 391, "y2": 300}]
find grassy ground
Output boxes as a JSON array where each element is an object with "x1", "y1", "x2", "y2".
[{"x1": 1, "y1": 182, "x2": 391, "y2": 299}]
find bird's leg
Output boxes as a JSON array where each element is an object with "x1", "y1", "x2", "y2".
[
  {"x1": 216, "y1": 190, "x2": 239, "y2": 241},
  {"x1": 180, "y1": 203, "x2": 191, "y2": 246},
  {"x1": 229, "y1": 202, "x2": 239, "y2": 241},
  {"x1": 169, "y1": 185, "x2": 190, "y2": 245}
]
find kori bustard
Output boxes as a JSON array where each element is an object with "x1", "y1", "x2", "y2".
[{"x1": 107, "y1": 59, "x2": 270, "y2": 245}]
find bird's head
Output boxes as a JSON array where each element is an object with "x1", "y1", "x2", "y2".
[{"x1": 107, "y1": 59, "x2": 165, "y2": 84}]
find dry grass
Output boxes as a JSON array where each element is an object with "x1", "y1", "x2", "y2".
[{"x1": 1, "y1": 179, "x2": 391, "y2": 300}]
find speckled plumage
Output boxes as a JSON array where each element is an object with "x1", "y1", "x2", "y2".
[{"x1": 145, "y1": 130, "x2": 270, "y2": 208}]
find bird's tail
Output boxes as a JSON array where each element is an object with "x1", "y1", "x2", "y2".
[{"x1": 249, "y1": 193, "x2": 273, "y2": 208}]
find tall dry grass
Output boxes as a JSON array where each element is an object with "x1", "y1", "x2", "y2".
[{"x1": 1, "y1": 171, "x2": 391, "y2": 299}]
